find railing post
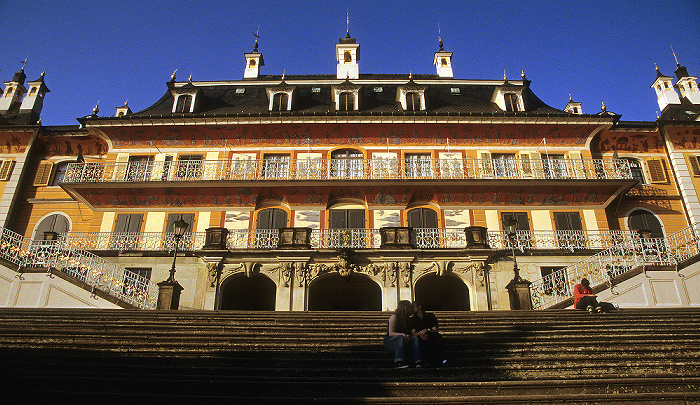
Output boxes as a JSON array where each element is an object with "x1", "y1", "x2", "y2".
[
  {"x1": 278, "y1": 228, "x2": 311, "y2": 249},
  {"x1": 379, "y1": 227, "x2": 412, "y2": 248},
  {"x1": 157, "y1": 280, "x2": 183, "y2": 310},
  {"x1": 464, "y1": 226, "x2": 489, "y2": 248},
  {"x1": 203, "y1": 228, "x2": 229, "y2": 250},
  {"x1": 506, "y1": 278, "x2": 533, "y2": 310}
]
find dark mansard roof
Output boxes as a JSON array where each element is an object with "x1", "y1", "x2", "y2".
[{"x1": 90, "y1": 73, "x2": 575, "y2": 121}]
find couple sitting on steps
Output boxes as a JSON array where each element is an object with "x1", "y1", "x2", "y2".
[{"x1": 383, "y1": 300, "x2": 448, "y2": 368}]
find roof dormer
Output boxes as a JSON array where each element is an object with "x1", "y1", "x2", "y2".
[
  {"x1": 266, "y1": 82, "x2": 295, "y2": 111},
  {"x1": 564, "y1": 96, "x2": 582, "y2": 114},
  {"x1": 115, "y1": 100, "x2": 132, "y2": 117},
  {"x1": 20, "y1": 71, "x2": 50, "y2": 116},
  {"x1": 169, "y1": 80, "x2": 200, "y2": 114},
  {"x1": 397, "y1": 75, "x2": 428, "y2": 111},
  {"x1": 675, "y1": 63, "x2": 700, "y2": 105},
  {"x1": 332, "y1": 81, "x2": 361, "y2": 111},
  {"x1": 491, "y1": 78, "x2": 525, "y2": 112},
  {"x1": 0, "y1": 66, "x2": 27, "y2": 114}
]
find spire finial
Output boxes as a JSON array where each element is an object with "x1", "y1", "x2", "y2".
[
  {"x1": 569, "y1": 94, "x2": 572, "y2": 102},
  {"x1": 20, "y1": 58, "x2": 27, "y2": 71},
  {"x1": 503, "y1": 70, "x2": 507, "y2": 81},
  {"x1": 438, "y1": 23, "x2": 444, "y2": 51},
  {"x1": 656, "y1": 111, "x2": 660, "y2": 119},
  {"x1": 124, "y1": 99, "x2": 129, "y2": 107},
  {"x1": 93, "y1": 101, "x2": 100, "y2": 115},
  {"x1": 655, "y1": 62, "x2": 659, "y2": 71},
  {"x1": 171, "y1": 69, "x2": 177, "y2": 81},
  {"x1": 409, "y1": 71, "x2": 413, "y2": 81},
  {"x1": 521, "y1": 69, "x2": 526, "y2": 79},
  {"x1": 281, "y1": 69, "x2": 285, "y2": 81},
  {"x1": 346, "y1": 10, "x2": 350, "y2": 37},
  {"x1": 671, "y1": 44, "x2": 679, "y2": 65},
  {"x1": 41, "y1": 68, "x2": 46, "y2": 77},
  {"x1": 253, "y1": 27, "x2": 260, "y2": 52},
  {"x1": 601, "y1": 100, "x2": 607, "y2": 111},
  {"x1": 188, "y1": 72, "x2": 192, "y2": 82}
]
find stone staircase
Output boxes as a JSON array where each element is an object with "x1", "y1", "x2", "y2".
[{"x1": 1, "y1": 308, "x2": 699, "y2": 403}]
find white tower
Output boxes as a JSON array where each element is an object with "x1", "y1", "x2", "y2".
[
  {"x1": 433, "y1": 38, "x2": 453, "y2": 78},
  {"x1": 336, "y1": 31, "x2": 359, "y2": 80},
  {"x1": 675, "y1": 63, "x2": 700, "y2": 105},
  {"x1": 0, "y1": 66, "x2": 27, "y2": 113},
  {"x1": 19, "y1": 70, "x2": 50, "y2": 116},
  {"x1": 651, "y1": 65, "x2": 681, "y2": 111},
  {"x1": 244, "y1": 38, "x2": 264, "y2": 80}
]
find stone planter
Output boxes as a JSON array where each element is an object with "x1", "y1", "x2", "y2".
[
  {"x1": 465, "y1": 226, "x2": 489, "y2": 248},
  {"x1": 380, "y1": 227, "x2": 412, "y2": 248},
  {"x1": 203, "y1": 227, "x2": 228, "y2": 250},
  {"x1": 278, "y1": 227, "x2": 311, "y2": 249}
]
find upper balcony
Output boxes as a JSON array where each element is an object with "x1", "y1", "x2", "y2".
[
  {"x1": 64, "y1": 157, "x2": 632, "y2": 184},
  {"x1": 60, "y1": 157, "x2": 636, "y2": 210}
]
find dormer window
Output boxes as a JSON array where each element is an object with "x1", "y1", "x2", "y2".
[
  {"x1": 272, "y1": 93, "x2": 289, "y2": 111},
  {"x1": 504, "y1": 93, "x2": 521, "y2": 112},
  {"x1": 266, "y1": 86, "x2": 295, "y2": 111},
  {"x1": 406, "y1": 92, "x2": 421, "y2": 111},
  {"x1": 175, "y1": 95, "x2": 192, "y2": 113},
  {"x1": 249, "y1": 59, "x2": 256, "y2": 67},
  {"x1": 332, "y1": 83, "x2": 361, "y2": 111},
  {"x1": 30, "y1": 87, "x2": 37, "y2": 96},
  {"x1": 339, "y1": 92, "x2": 355, "y2": 111}
]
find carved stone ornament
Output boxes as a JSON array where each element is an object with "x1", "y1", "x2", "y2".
[
  {"x1": 399, "y1": 262, "x2": 412, "y2": 287},
  {"x1": 242, "y1": 262, "x2": 259, "y2": 277},
  {"x1": 279, "y1": 262, "x2": 293, "y2": 287},
  {"x1": 359, "y1": 263, "x2": 386, "y2": 281},
  {"x1": 296, "y1": 262, "x2": 311, "y2": 287},
  {"x1": 311, "y1": 251, "x2": 358, "y2": 280},
  {"x1": 387, "y1": 262, "x2": 397, "y2": 287},
  {"x1": 206, "y1": 262, "x2": 220, "y2": 287},
  {"x1": 453, "y1": 261, "x2": 486, "y2": 286}
]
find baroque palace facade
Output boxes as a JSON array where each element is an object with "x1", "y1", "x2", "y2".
[{"x1": 1, "y1": 33, "x2": 700, "y2": 311}]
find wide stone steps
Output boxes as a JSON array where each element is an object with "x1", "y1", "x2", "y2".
[{"x1": 1, "y1": 308, "x2": 699, "y2": 403}]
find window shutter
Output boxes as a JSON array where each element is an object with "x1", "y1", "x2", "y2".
[
  {"x1": 0, "y1": 159, "x2": 15, "y2": 181},
  {"x1": 272, "y1": 209, "x2": 287, "y2": 229},
  {"x1": 647, "y1": 159, "x2": 668, "y2": 183},
  {"x1": 688, "y1": 155, "x2": 700, "y2": 177},
  {"x1": 33, "y1": 160, "x2": 54, "y2": 186},
  {"x1": 347, "y1": 209, "x2": 365, "y2": 229},
  {"x1": 166, "y1": 213, "x2": 195, "y2": 233},
  {"x1": 256, "y1": 209, "x2": 272, "y2": 229},
  {"x1": 329, "y1": 210, "x2": 345, "y2": 229}
]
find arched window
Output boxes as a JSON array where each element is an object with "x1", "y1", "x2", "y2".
[
  {"x1": 272, "y1": 93, "x2": 289, "y2": 111},
  {"x1": 441, "y1": 58, "x2": 448, "y2": 67},
  {"x1": 5, "y1": 87, "x2": 13, "y2": 97},
  {"x1": 407, "y1": 208, "x2": 439, "y2": 229},
  {"x1": 33, "y1": 213, "x2": 70, "y2": 240},
  {"x1": 628, "y1": 209, "x2": 663, "y2": 238},
  {"x1": 256, "y1": 208, "x2": 287, "y2": 229},
  {"x1": 328, "y1": 205, "x2": 365, "y2": 248},
  {"x1": 338, "y1": 92, "x2": 355, "y2": 111},
  {"x1": 249, "y1": 59, "x2": 256, "y2": 67},
  {"x1": 504, "y1": 93, "x2": 521, "y2": 112},
  {"x1": 30, "y1": 87, "x2": 37, "y2": 95},
  {"x1": 344, "y1": 51, "x2": 352, "y2": 63},
  {"x1": 330, "y1": 149, "x2": 363, "y2": 178},
  {"x1": 175, "y1": 95, "x2": 192, "y2": 113},
  {"x1": 405, "y1": 92, "x2": 421, "y2": 111}
]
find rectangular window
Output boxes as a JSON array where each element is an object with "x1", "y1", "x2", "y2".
[
  {"x1": 0, "y1": 159, "x2": 15, "y2": 181},
  {"x1": 553, "y1": 212, "x2": 585, "y2": 249},
  {"x1": 175, "y1": 155, "x2": 203, "y2": 180},
  {"x1": 262, "y1": 154, "x2": 290, "y2": 179},
  {"x1": 492, "y1": 154, "x2": 517, "y2": 178},
  {"x1": 647, "y1": 158, "x2": 667, "y2": 183},
  {"x1": 500, "y1": 212, "x2": 532, "y2": 248},
  {"x1": 505, "y1": 93, "x2": 520, "y2": 112},
  {"x1": 405, "y1": 154, "x2": 432, "y2": 178},
  {"x1": 123, "y1": 268, "x2": 152, "y2": 296},
  {"x1": 688, "y1": 155, "x2": 700, "y2": 177},
  {"x1": 112, "y1": 214, "x2": 143, "y2": 250},
  {"x1": 125, "y1": 156, "x2": 153, "y2": 182}
]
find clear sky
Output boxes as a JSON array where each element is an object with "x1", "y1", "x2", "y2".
[{"x1": 1, "y1": 0, "x2": 698, "y2": 125}]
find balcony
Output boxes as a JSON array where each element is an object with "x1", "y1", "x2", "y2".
[
  {"x1": 64, "y1": 157, "x2": 633, "y2": 183},
  {"x1": 59, "y1": 228, "x2": 639, "y2": 252}
]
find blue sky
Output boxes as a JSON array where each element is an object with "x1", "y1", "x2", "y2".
[{"x1": 1, "y1": 0, "x2": 698, "y2": 125}]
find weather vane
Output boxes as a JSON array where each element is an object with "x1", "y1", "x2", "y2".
[
  {"x1": 671, "y1": 44, "x2": 679, "y2": 64},
  {"x1": 253, "y1": 27, "x2": 260, "y2": 51},
  {"x1": 20, "y1": 58, "x2": 27, "y2": 70}
]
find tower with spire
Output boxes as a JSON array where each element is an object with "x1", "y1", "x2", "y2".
[
  {"x1": 244, "y1": 32, "x2": 264, "y2": 79},
  {"x1": 433, "y1": 30, "x2": 453, "y2": 78},
  {"x1": 651, "y1": 64, "x2": 681, "y2": 112},
  {"x1": 20, "y1": 70, "x2": 50, "y2": 117},
  {"x1": 0, "y1": 63, "x2": 28, "y2": 114},
  {"x1": 336, "y1": 14, "x2": 360, "y2": 80},
  {"x1": 675, "y1": 62, "x2": 700, "y2": 105}
]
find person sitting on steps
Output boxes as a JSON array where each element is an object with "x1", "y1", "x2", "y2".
[
  {"x1": 383, "y1": 300, "x2": 421, "y2": 368},
  {"x1": 410, "y1": 301, "x2": 447, "y2": 367},
  {"x1": 574, "y1": 278, "x2": 603, "y2": 313}
]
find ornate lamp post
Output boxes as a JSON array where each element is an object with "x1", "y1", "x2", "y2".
[
  {"x1": 504, "y1": 216, "x2": 521, "y2": 281},
  {"x1": 167, "y1": 216, "x2": 189, "y2": 283},
  {"x1": 504, "y1": 216, "x2": 532, "y2": 310},
  {"x1": 158, "y1": 216, "x2": 188, "y2": 310}
]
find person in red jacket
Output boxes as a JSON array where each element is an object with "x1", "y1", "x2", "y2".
[{"x1": 574, "y1": 278, "x2": 602, "y2": 313}]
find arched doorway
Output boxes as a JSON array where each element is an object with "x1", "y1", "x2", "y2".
[
  {"x1": 220, "y1": 273, "x2": 276, "y2": 310},
  {"x1": 308, "y1": 274, "x2": 381, "y2": 311},
  {"x1": 414, "y1": 274, "x2": 470, "y2": 310}
]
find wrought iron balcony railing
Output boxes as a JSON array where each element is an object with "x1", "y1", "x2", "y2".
[
  {"x1": 64, "y1": 157, "x2": 633, "y2": 183},
  {"x1": 0, "y1": 227, "x2": 157, "y2": 309},
  {"x1": 530, "y1": 224, "x2": 700, "y2": 310}
]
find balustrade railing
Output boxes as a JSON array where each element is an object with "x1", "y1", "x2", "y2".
[
  {"x1": 62, "y1": 232, "x2": 205, "y2": 251},
  {"x1": 312, "y1": 229, "x2": 381, "y2": 249},
  {"x1": 413, "y1": 228, "x2": 466, "y2": 248},
  {"x1": 0, "y1": 227, "x2": 157, "y2": 309},
  {"x1": 487, "y1": 230, "x2": 636, "y2": 251},
  {"x1": 530, "y1": 225, "x2": 700, "y2": 310},
  {"x1": 64, "y1": 158, "x2": 632, "y2": 183}
]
